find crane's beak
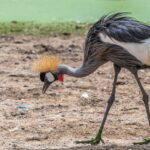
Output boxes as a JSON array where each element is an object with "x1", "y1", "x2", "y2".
[{"x1": 42, "y1": 78, "x2": 51, "y2": 94}]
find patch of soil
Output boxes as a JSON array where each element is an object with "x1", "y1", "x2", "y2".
[{"x1": 0, "y1": 35, "x2": 149, "y2": 149}]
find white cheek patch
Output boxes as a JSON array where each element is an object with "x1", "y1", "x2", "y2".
[{"x1": 45, "y1": 72, "x2": 55, "y2": 82}]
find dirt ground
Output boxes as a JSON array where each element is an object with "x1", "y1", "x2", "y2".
[{"x1": 0, "y1": 35, "x2": 150, "y2": 150}]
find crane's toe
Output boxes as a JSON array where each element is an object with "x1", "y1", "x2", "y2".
[
  {"x1": 133, "y1": 138, "x2": 150, "y2": 145},
  {"x1": 75, "y1": 137, "x2": 104, "y2": 145}
]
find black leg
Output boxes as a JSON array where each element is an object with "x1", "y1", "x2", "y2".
[
  {"x1": 76, "y1": 64, "x2": 121, "y2": 145},
  {"x1": 130, "y1": 68, "x2": 150, "y2": 125},
  {"x1": 128, "y1": 68, "x2": 150, "y2": 145}
]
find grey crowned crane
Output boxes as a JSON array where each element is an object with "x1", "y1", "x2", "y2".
[{"x1": 32, "y1": 12, "x2": 150, "y2": 145}]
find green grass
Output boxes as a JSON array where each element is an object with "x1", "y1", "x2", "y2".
[
  {"x1": 0, "y1": 22, "x2": 92, "y2": 36},
  {"x1": 0, "y1": 0, "x2": 150, "y2": 23},
  {"x1": 0, "y1": 21, "x2": 149, "y2": 36}
]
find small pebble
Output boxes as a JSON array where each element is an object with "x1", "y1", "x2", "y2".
[{"x1": 81, "y1": 92, "x2": 89, "y2": 99}]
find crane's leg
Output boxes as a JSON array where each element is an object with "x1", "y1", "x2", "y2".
[
  {"x1": 76, "y1": 64, "x2": 121, "y2": 145},
  {"x1": 129, "y1": 68, "x2": 150, "y2": 145},
  {"x1": 130, "y1": 69, "x2": 150, "y2": 125}
]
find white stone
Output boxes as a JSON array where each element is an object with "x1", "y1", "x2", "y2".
[{"x1": 80, "y1": 92, "x2": 89, "y2": 99}]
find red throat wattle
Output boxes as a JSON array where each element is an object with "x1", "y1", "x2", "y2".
[{"x1": 58, "y1": 74, "x2": 64, "y2": 82}]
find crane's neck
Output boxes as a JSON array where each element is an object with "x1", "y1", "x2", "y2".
[{"x1": 58, "y1": 62, "x2": 104, "y2": 78}]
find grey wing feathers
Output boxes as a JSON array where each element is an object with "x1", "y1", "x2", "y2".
[
  {"x1": 103, "y1": 44, "x2": 143, "y2": 68},
  {"x1": 99, "y1": 12, "x2": 150, "y2": 43}
]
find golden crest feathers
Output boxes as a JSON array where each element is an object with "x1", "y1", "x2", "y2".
[{"x1": 32, "y1": 55, "x2": 60, "y2": 72}]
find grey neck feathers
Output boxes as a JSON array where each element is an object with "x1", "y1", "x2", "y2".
[{"x1": 58, "y1": 63, "x2": 102, "y2": 78}]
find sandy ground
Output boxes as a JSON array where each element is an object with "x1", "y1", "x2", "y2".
[{"x1": 0, "y1": 35, "x2": 150, "y2": 150}]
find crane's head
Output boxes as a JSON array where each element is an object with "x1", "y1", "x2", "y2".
[{"x1": 32, "y1": 55, "x2": 63, "y2": 93}]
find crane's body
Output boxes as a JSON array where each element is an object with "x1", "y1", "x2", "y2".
[
  {"x1": 33, "y1": 13, "x2": 150, "y2": 145},
  {"x1": 58, "y1": 13, "x2": 150, "y2": 77}
]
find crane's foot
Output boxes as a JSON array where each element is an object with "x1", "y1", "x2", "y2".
[
  {"x1": 75, "y1": 136, "x2": 104, "y2": 145},
  {"x1": 133, "y1": 138, "x2": 150, "y2": 145}
]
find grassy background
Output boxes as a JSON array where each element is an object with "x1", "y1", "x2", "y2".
[
  {"x1": 0, "y1": 0, "x2": 150, "y2": 23},
  {"x1": 0, "y1": 0, "x2": 149, "y2": 36},
  {"x1": 0, "y1": 22, "x2": 92, "y2": 36}
]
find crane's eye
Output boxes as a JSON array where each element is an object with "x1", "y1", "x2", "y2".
[{"x1": 45, "y1": 72, "x2": 55, "y2": 82}]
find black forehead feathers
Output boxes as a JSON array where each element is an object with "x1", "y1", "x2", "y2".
[{"x1": 40, "y1": 72, "x2": 46, "y2": 82}]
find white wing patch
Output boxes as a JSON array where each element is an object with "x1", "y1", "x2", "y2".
[{"x1": 99, "y1": 33, "x2": 150, "y2": 65}]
